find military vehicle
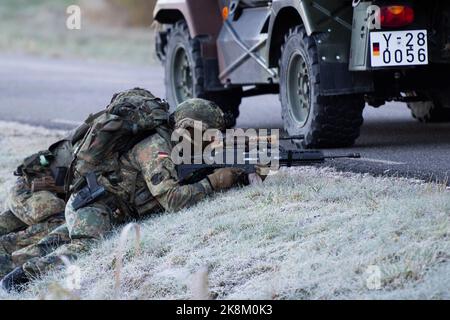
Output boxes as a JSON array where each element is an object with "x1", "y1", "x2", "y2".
[{"x1": 154, "y1": 0, "x2": 450, "y2": 147}]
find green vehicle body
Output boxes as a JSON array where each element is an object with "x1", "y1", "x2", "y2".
[{"x1": 154, "y1": 1, "x2": 450, "y2": 148}]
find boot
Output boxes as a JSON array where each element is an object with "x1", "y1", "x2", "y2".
[{"x1": 0, "y1": 267, "x2": 30, "y2": 293}]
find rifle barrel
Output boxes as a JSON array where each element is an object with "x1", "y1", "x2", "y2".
[{"x1": 324, "y1": 153, "x2": 361, "y2": 159}]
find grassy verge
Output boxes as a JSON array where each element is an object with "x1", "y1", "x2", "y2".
[
  {"x1": 0, "y1": 122, "x2": 449, "y2": 300},
  {"x1": 0, "y1": 0, "x2": 156, "y2": 65}
]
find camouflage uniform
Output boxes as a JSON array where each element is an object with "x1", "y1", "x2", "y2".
[
  {"x1": 21, "y1": 94, "x2": 225, "y2": 277},
  {"x1": 23, "y1": 131, "x2": 214, "y2": 276},
  {"x1": 0, "y1": 138, "x2": 77, "y2": 277},
  {"x1": 0, "y1": 178, "x2": 68, "y2": 278}
]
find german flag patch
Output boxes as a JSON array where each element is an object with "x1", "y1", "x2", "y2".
[{"x1": 157, "y1": 151, "x2": 169, "y2": 160}]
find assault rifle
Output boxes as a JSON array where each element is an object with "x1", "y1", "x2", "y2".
[{"x1": 176, "y1": 147, "x2": 361, "y2": 185}]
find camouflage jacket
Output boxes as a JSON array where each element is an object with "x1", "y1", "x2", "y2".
[{"x1": 98, "y1": 131, "x2": 213, "y2": 217}]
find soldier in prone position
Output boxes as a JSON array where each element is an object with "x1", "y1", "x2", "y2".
[{"x1": 1, "y1": 90, "x2": 246, "y2": 291}]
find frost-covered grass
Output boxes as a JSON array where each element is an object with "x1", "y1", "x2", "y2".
[{"x1": 0, "y1": 122, "x2": 449, "y2": 300}]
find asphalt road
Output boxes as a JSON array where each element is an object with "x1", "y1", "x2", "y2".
[{"x1": 1, "y1": 54, "x2": 449, "y2": 183}]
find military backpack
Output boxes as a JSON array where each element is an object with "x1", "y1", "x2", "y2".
[{"x1": 69, "y1": 88, "x2": 170, "y2": 194}]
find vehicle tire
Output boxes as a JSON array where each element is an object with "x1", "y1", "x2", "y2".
[
  {"x1": 407, "y1": 93, "x2": 450, "y2": 123},
  {"x1": 164, "y1": 21, "x2": 242, "y2": 127},
  {"x1": 279, "y1": 26, "x2": 365, "y2": 148}
]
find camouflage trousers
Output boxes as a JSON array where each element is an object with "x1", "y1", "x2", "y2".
[
  {"x1": 0, "y1": 217, "x2": 69, "y2": 277},
  {"x1": 6, "y1": 177, "x2": 66, "y2": 226},
  {"x1": 0, "y1": 177, "x2": 67, "y2": 277},
  {"x1": 23, "y1": 193, "x2": 117, "y2": 277}
]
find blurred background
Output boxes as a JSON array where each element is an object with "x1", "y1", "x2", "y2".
[
  {"x1": 0, "y1": 0, "x2": 449, "y2": 183},
  {"x1": 0, "y1": 0, "x2": 174, "y2": 129},
  {"x1": 0, "y1": 0, "x2": 282, "y2": 129},
  {"x1": 0, "y1": 0, "x2": 158, "y2": 64}
]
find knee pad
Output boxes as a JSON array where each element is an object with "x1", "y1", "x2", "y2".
[{"x1": 23, "y1": 191, "x2": 66, "y2": 225}]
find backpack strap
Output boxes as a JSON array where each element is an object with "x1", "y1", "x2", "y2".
[
  {"x1": 118, "y1": 153, "x2": 141, "y2": 206},
  {"x1": 69, "y1": 123, "x2": 90, "y2": 145},
  {"x1": 65, "y1": 118, "x2": 98, "y2": 196},
  {"x1": 85, "y1": 109, "x2": 107, "y2": 125}
]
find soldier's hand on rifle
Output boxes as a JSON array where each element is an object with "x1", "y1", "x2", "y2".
[
  {"x1": 207, "y1": 168, "x2": 247, "y2": 191},
  {"x1": 249, "y1": 164, "x2": 270, "y2": 185},
  {"x1": 256, "y1": 164, "x2": 270, "y2": 181}
]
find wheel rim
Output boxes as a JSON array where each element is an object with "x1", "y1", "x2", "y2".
[
  {"x1": 287, "y1": 51, "x2": 311, "y2": 127},
  {"x1": 171, "y1": 45, "x2": 193, "y2": 104}
]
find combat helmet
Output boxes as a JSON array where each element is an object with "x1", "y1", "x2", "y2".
[{"x1": 172, "y1": 98, "x2": 226, "y2": 131}]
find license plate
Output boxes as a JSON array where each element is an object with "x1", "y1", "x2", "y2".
[{"x1": 370, "y1": 30, "x2": 428, "y2": 67}]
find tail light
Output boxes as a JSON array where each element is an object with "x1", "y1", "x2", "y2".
[
  {"x1": 380, "y1": 5, "x2": 415, "y2": 28},
  {"x1": 222, "y1": 6, "x2": 229, "y2": 20}
]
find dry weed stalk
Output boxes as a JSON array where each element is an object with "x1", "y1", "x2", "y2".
[
  {"x1": 190, "y1": 266, "x2": 210, "y2": 300},
  {"x1": 43, "y1": 283, "x2": 81, "y2": 300},
  {"x1": 114, "y1": 223, "x2": 141, "y2": 298},
  {"x1": 41, "y1": 256, "x2": 81, "y2": 300}
]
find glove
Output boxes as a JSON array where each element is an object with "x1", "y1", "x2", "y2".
[
  {"x1": 0, "y1": 266, "x2": 30, "y2": 293},
  {"x1": 248, "y1": 164, "x2": 270, "y2": 185},
  {"x1": 255, "y1": 164, "x2": 270, "y2": 181},
  {"x1": 207, "y1": 168, "x2": 247, "y2": 191}
]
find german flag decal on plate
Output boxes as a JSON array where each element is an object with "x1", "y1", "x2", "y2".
[{"x1": 372, "y1": 42, "x2": 380, "y2": 57}]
